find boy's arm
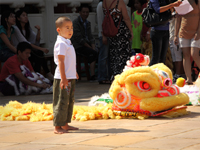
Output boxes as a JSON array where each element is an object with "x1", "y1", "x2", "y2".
[{"x1": 58, "y1": 55, "x2": 68, "y2": 89}]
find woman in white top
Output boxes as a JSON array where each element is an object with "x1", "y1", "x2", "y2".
[{"x1": 15, "y1": 9, "x2": 53, "y2": 81}]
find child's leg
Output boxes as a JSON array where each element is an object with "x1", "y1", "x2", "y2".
[
  {"x1": 53, "y1": 79, "x2": 70, "y2": 132},
  {"x1": 61, "y1": 79, "x2": 79, "y2": 130}
]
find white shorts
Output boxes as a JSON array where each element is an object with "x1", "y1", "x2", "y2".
[
  {"x1": 169, "y1": 40, "x2": 182, "y2": 62},
  {"x1": 179, "y1": 37, "x2": 200, "y2": 48}
]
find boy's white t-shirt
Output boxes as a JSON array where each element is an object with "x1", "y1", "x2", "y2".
[{"x1": 54, "y1": 35, "x2": 76, "y2": 79}]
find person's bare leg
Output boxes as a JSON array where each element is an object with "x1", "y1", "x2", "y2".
[
  {"x1": 90, "y1": 61, "x2": 96, "y2": 76},
  {"x1": 191, "y1": 47, "x2": 200, "y2": 82},
  {"x1": 175, "y1": 61, "x2": 183, "y2": 75},
  {"x1": 182, "y1": 47, "x2": 192, "y2": 83},
  {"x1": 54, "y1": 126, "x2": 68, "y2": 134},
  {"x1": 62, "y1": 123, "x2": 79, "y2": 130}
]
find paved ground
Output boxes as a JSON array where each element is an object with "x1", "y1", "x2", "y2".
[{"x1": 0, "y1": 79, "x2": 200, "y2": 150}]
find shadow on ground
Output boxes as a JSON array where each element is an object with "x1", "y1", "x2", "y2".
[{"x1": 70, "y1": 128, "x2": 149, "y2": 134}]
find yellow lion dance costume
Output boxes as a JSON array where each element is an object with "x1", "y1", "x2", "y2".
[{"x1": 109, "y1": 54, "x2": 189, "y2": 118}]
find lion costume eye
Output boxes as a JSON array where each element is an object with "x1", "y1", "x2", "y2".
[
  {"x1": 161, "y1": 71, "x2": 169, "y2": 78},
  {"x1": 136, "y1": 81, "x2": 151, "y2": 91}
]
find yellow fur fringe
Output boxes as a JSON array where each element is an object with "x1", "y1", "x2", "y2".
[
  {"x1": 161, "y1": 108, "x2": 189, "y2": 118},
  {"x1": 0, "y1": 101, "x2": 53, "y2": 122},
  {"x1": 0, "y1": 101, "x2": 189, "y2": 122}
]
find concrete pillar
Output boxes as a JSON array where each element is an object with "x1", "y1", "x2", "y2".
[{"x1": 41, "y1": 0, "x2": 57, "y2": 54}]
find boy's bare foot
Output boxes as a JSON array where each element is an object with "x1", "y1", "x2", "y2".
[
  {"x1": 62, "y1": 124, "x2": 79, "y2": 130},
  {"x1": 67, "y1": 125, "x2": 79, "y2": 130},
  {"x1": 54, "y1": 127, "x2": 68, "y2": 134}
]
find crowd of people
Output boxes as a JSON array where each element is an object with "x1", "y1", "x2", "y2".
[{"x1": 0, "y1": 0, "x2": 200, "y2": 97}]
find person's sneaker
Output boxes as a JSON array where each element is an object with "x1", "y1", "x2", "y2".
[
  {"x1": 90, "y1": 75, "x2": 97, "y2": 82},
  {"x1": 173, "y1": 74, "x2": 181, "y2": 84},
  {"x1": 46, "y1": 72, "x2": 54, "y2": 81}
]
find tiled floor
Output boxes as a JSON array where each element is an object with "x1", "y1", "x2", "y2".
[{"x1": 0, "y1": 79, "x2": 200, "y2": 150}]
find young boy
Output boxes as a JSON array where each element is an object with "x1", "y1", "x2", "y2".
[
  {"x1": 0, "y1": 42, "x2": 50, "y2": 95},
  {"x1": 53, "y1": 16, "x2": 79, "y2": 134}
]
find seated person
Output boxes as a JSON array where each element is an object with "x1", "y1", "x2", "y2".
[
  {"x1": 0, "y1": 10, "x2": 16, "y2": 62},
  {"x1": 0, "y1": 42, "x2": 51, "y2": 96},
  {"x1": 0, "y1": 10, "x2": 53, "y2": 81},
  {"x1": 15, "y1": 9, "x2": 54, "y2": 81},
  {"x1": 71, "y1": 4, "x2": 98, "y2": 81},
  {"x1": 0, "y1": 10, "x2": 48, "y2": 61}
]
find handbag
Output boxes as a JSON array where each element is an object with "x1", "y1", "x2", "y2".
[{"x1": 141, "y1": 1, "x2": 173, "y2": 27}]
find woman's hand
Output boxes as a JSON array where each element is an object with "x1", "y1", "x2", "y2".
[
  {"x1": 35, "y1": 25, "x2": 41, "y2": 31},
  {"x1": 173, "y1": 0, "x2": 182, "y2": 7},
  {"x1": 194, "y1": 33, "x2": 200, "y2": 41},
  {"x1": 42, "y1": 48, "x2": 49, "y2": 54},
  {"x1": 174, "y1": 36, "x2": 179, "y2": 45}
]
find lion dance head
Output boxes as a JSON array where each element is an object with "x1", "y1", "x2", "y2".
[{"x1": 109, "y1": 54, "x2": 189, "y2": 117}]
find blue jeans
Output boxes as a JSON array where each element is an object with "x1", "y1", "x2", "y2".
[
  {"x1": 98, "y1": 37, "x2": 110, "y2": 81},
  {"x1": 149, "y1": 30, "x2": 169, "y2": 66}
]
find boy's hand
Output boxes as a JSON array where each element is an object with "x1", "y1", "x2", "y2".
[
  {"x1": 60, "y1": 79, "x2": 68, "y2": 89},
  {"x1": 76, "y1": 72, "x2": 79, "y2": 80},
  {"x1": 38, "y1": 83, "x2": 50, "y2": 89}
]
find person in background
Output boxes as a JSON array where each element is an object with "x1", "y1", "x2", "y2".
[
  {"x1": 15, "y1": 9, "x2": 54, "y2": 81},
  {"x1": 97, "y1": 0, "x2": 111, "y2": 84},
  {"x1": 71, "y1": 4, "x2": 98, "y2": 81},
  {"x1": 0, "y1": 10, "x2": 51, "y2": 79},
  {"x1": 0, "y1": 10, "x2": 16, "y2": 62},
  {"x1": 131, "y1": 0, "x2": 147, "y2": 54},
  {"x1": 169, "y1": 14, "x2": 183, "y2": 83},
  {"x1": 174, "y1": 0, "x2": 200, "y2": 85},
  {"x1": 0, "y1": 42, "x2": 49, "y2": 96},
  {"x1": 103, "y1": 0, "x2": 133, "y2": 81},
  {"x1": 149, "y1": 0, "x2": 182, "y2": 66}
]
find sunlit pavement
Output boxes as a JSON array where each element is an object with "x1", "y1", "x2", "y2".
[{"x1": 0, "y1": 79, "x2": 200, "y2": 150}]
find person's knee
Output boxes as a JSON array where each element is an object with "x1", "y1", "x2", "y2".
[
  {"x1": 183, "y1": 53, "x2": 191, "y2": 60},
  {"x1": 191, "y1": 53, "x2": 199, "y2": 62}
]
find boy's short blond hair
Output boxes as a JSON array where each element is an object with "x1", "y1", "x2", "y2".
[{"x1": 55, "y1": 16, "x2": 72, "y2": 28}]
